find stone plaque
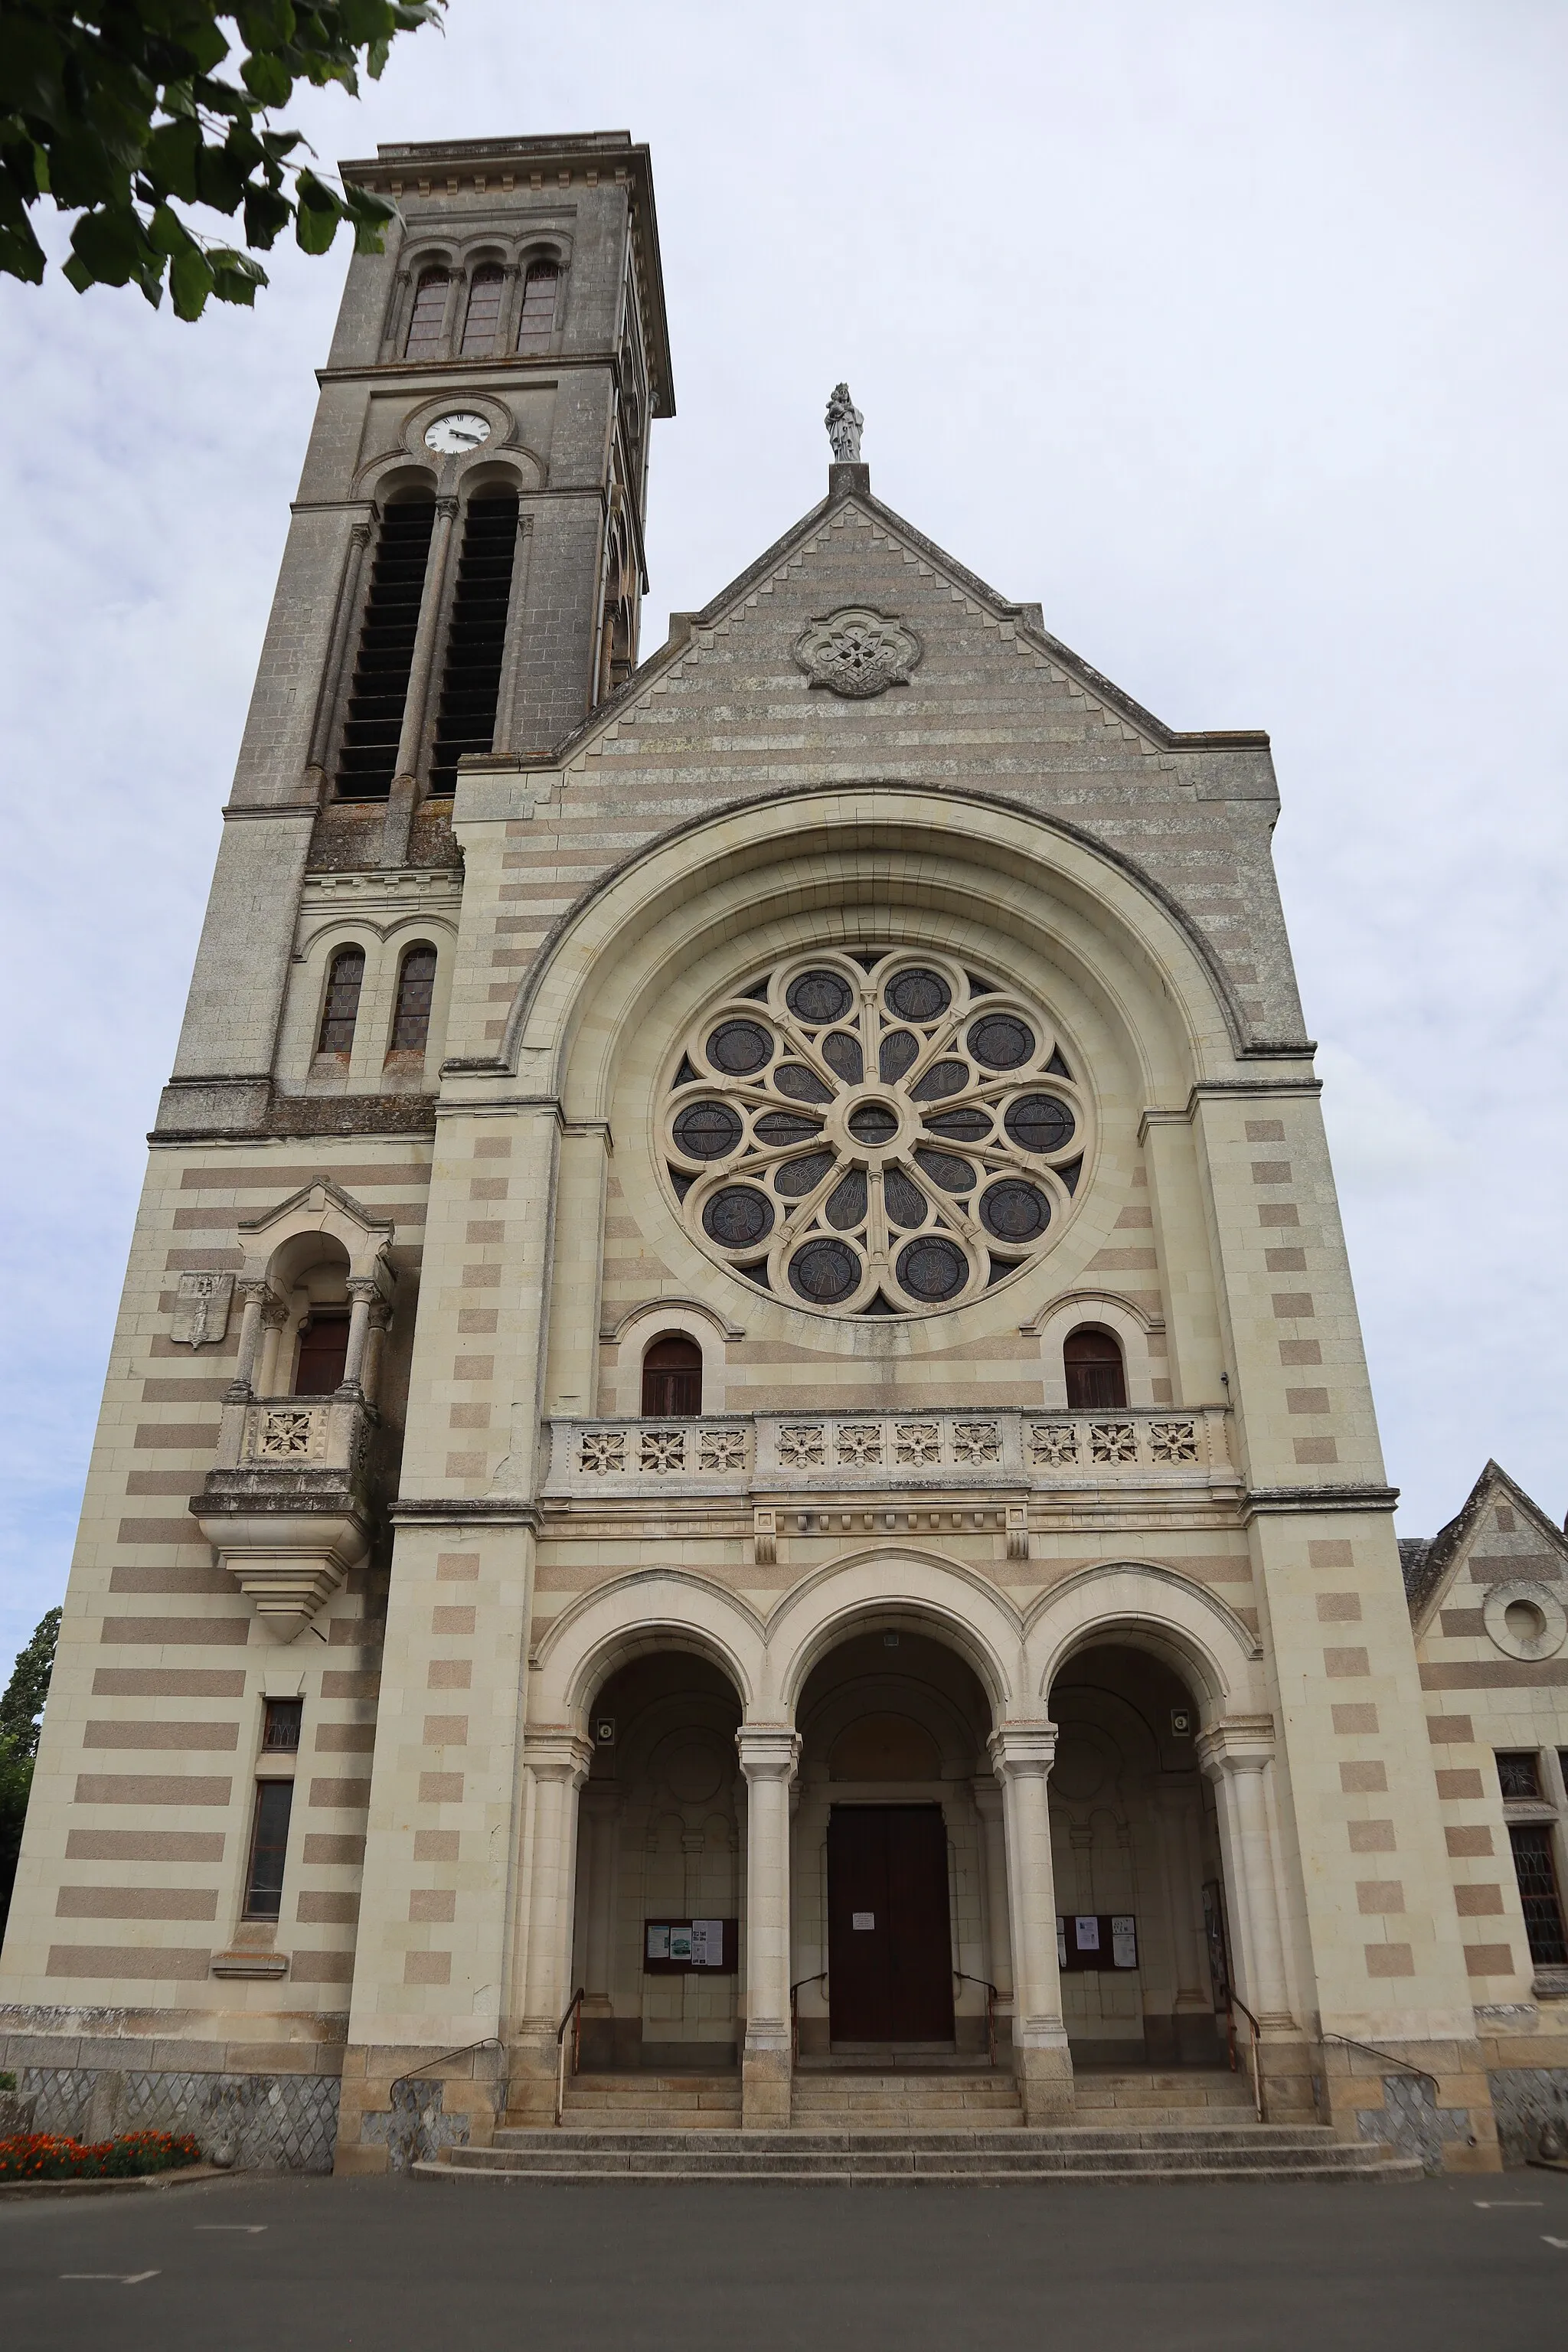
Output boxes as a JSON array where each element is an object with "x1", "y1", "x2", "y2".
[{"x1": 172, "y1": 1270, "x2": 234, "y2": 1349}]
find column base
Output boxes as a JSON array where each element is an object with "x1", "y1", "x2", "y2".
[
  {"x1": 1014, "y1": 2040, "x2": 1075, "y2": 2125},
  {"x1": 742, "y1": 2038, "x2": 792, "y2": 2130}
]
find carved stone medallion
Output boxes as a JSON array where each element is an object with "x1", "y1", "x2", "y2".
[
  {"x1": 172, "y1": 1269, "x2": 234, "y2": 1349},
  {"x1": 793, "y1": 607, "x2": 922, "y2": 700}
]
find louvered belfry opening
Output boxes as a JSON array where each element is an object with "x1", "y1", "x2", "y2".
[
  {"x1": 428, "y1": 492, "x2": 519, "y2": 794},
  {"x1": 334, "y1": 498, "x2": 436, "y2": 800}
]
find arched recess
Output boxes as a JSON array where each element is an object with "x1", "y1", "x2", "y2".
[
  {"x1": 501, "y1": 784, "x2": 1250, "y2": 1111},
  {"x1": 763, "y1": 1547, "x2": 1025, "y2": 1724},
  {"x1": 1029, "y1": 1292, "x2": 1163, "y2": 1409},
  {"x1": 1024, "y1": 1560, "x2": 1266, "y2": 1725},
  {"x1": 605, "y1": 1298, "x2": 740, "y2": 1416},
  {"x1": 529, "y1": 1570, "x2": 766, "y2": 1729}
]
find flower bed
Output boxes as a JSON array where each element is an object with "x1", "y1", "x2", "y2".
[{"x1": 0, "y1": 2130, "x2": 202, "y2": 2181}]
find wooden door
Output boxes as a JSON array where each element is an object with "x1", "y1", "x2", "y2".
[{"x1": 827, "y1": 1806, "x2": 955, "y2": 2043}]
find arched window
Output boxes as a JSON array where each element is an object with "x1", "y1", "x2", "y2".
[
  {"x1": 1063, "y1": 1325, "x2": 1127, "y2": 1410},
  {"x1": 317, "y1": 947, "x2": 365, "y2": 1055},
  {"x1": 294, "y1": 1309, "x2": 351, "y2": 1396},
  {"x1": 517, "y1": 260, "x2": 559, "y2": 349},
  {"x1": 460, "y1": 263, "x2": 505, "y2": 354},
  {"x1": 404, "y1": 268, "x2": 450, "y2": 358},
  {"x1": 390, "y1": 944, "x2": 437, "y2": 1050},
  {"x1": 428, "y1": 490, "x2": 520, "y2": 791},
  {"x1": 335, "y1": 496, "x2": 436, "y2": 800},
  {"x1": 642, "y1": 1334, "x2": 702, "y2": 1417}
]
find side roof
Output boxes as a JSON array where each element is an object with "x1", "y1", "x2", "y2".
[{"x1": 1403, "y1": 1459, "x2": 1568, "y2": 1634}]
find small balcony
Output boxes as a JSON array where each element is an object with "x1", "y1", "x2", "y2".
[{"x1": 194, "y1": 1394, "x2": 378, "y2": 1644}]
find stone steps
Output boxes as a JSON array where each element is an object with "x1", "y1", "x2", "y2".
[{"x1": 418, "y1": 2125, "x2": 1419, "y2": 2186}]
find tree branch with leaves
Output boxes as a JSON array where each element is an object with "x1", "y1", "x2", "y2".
[{"x1": 0, "y1": 2, "x2": 443, "y2": 319}]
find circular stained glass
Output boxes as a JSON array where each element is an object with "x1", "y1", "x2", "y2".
[
  {"x1": 704, "y1": 1186, "x2": 775, "y2": 1246},
  {"x1": 665, "y1": 949, "x2": 1090, "y2": 1315},
  {"x1": 969, "y1": 1014, "x2": 1035, "y2": 1070},
  {"x1": 847, "y1": 1100, "x2": 900, "y2": 1145},
  {"x1": 786, "y1": 969, "x2": 853, "y2": 1024},
  {"x1": 790, "y1": 1238, "x2": 860, "y2": 1302},
  {"x1": 1003, "y1": 1093, "x2": 1076, "y2": 1154},
  {"x1": 754, "y1": 1110, "x2": 822, "y2": 1145},
  {"x1": 887, "y1": 966, "x2": 952, "y2": 1021},
  {"x1": 707, "y1": 1018, "x2": 773, "y2": 1074},
  {"x1": 776, "y1": 1063, "x2": 833, "y2": 1103},
  {"x1": 674, "y1": 1101, "x2": 743, "y2": 1159},
  {"x1": 897, "y1": 1236, "x2": 967, "y2": 1301},
  {"x1": 980, "y1": 1180, "x2": 1051, "y2": 1242}
]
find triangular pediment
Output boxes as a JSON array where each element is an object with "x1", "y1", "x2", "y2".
[
  {"x1": 1404, "y1": 1459, "x2": 1568, "y2": 1636},
  {"x1": 541, "y1": 473, "x2": 1263, "y2": 773}
]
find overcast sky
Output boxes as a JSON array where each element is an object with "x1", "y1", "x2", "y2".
[{"x1": 2, "y1": 0, "x2": 1565, "y2": 1664}]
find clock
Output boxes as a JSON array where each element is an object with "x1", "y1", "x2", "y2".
[{"x1": 423, "y1": 410, "x2": 492, "y2": 455}]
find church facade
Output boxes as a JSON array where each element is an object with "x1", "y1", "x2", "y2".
[{"x1": 3, "y1": 129, "x2": 1566, "y2": 2177}]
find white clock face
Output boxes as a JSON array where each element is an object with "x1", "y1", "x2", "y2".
[{"x1": 424, "y1": 410, "x2": 492, "y2": 455}]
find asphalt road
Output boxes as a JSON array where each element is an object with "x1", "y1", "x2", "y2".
[{"x1": 4, "y1": 2169, "x2": 1567, "y2": 2350}]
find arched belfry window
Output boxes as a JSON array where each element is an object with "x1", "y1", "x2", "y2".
[
  {"x1": 390, "y1": 943, "x2": 437, "y2": 1051},
  {"x1": 317, "y1": 947, "x2": 365, "y2": 1056},
  {"x1": 642, "y1": 1334, "x2": 701, "y2": 1417},
  {"x1": 405, "y1": 268, "x2": 450, "y2": 358},
  {"x1": 1063, "y1": 1325, "x2": 1127, "y2": 1410},
  {"x1": 334, "y1": 497, "x2": 436, "y2": 799},
  {"x1": 429, "y1": 491, "x2": 520, "y2": 792},
  {"x1": 517, "y1": 260, "x2": 559, "y2": 349},
  {"x1": 460, "y1": 263, "x2": 505, "y2": 355}
]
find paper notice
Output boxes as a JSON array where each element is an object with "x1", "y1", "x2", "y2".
[
  {"x1": 1074, "y1": 1915, "x2": 1100, "y2": 1952},
  {"x1": 1057, "y1": 1916, "x2": 1067, "y2": 1966},
  {"x1": 691, "y1": 1918, "x2": 724, "y2": 1966},
  {"x1": 851, "y1": 1912, "x2": 875, "y2": 1931},
  {"x1": 669, "y1": 1924, "x2": 693, "y2": 1961},
  {"x1": 1111, "y1": 1915, "x2": 1138, "y2": 1968},
  {"x1": 645, "y1": 1924, "x2": 670, "y2": 1961}
]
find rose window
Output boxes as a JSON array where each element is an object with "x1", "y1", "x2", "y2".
[{"x1": 663, "y1": 949, "x2": 1090, "y2": 1316}]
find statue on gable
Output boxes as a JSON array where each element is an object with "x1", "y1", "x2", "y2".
[{"x1": 825, "y1": 383, "x2": 864, "y2": 463}]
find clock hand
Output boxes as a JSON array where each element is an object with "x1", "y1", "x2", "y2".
[{"x1": 449, "y1": 430, "x2": 483, "y2": 445}]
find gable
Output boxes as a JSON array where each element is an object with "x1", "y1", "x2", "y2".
[
  {"x1": 481, "y1": 479, "x2": 1308, "y2": 1054},
  {"x1": 1406, "y1": 1459, "x2": 1568, "y2": 1638}
]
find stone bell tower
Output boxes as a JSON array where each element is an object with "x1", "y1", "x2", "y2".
[{"x1": 159, "y1": 129, "x2": 674, "y2": 1145}]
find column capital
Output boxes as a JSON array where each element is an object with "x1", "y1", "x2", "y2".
[
  {"x1": 523, "y1": 1729, "x2": 593, "y2": 1786},
  {"x1": 1195, "y1": 1717, "x2": 1276, "y2": 1779},
  {"x1": 346, "y1": 1274, "x2": 384, "y2": 1305},
  {"x1": 735, "y1": 1723, "x2": 800, "y2": 1782},
  {"x1": 988, "y1": 1720, "x2": 1058, "y2": 1779}
]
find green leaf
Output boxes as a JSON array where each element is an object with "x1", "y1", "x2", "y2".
[
  {"x1": 242, "y1": 179, "x2": 292, "y2": 249},
  {"x1": 147, "y1": 200, "x2": 195, "y2": 258},
  {"x1": 240, "y1": 51, "x2": 293, "y2": 106},
  {"x1": 0, "y1": 207, "x2": 47, "y2": 286},
  {"x1": 68, "y1": 202, "x2": 147, "y2": 288},
  {"x1": 293, "y1": 165, "x2": 341, "y2": 254},
  {"x1": 169, "y1": 240, "x2": 215, "y2": 320},
  {"x1": 194, "y1": 139, "x2": 246, "y2": 214},
  {"x1": 210, "y1": 247, "x2": 266, "y2": 305},
  {"x1": 145, "y1": 114, "x2": 201, "y2": 204}
]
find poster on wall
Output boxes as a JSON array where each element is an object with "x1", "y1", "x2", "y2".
[
  {"x1": 1074, "y1": 1916, "x2": 1100, "y2": 1953},
  {"x1": 691, "y1": 1919, "x2": 724, "y2": 1966},
  {"x1": 645, "y1": 1924, "x2": 671, "y2": 1961},
  {"x1": 1111, "y1": 1915, "x2": 1138, "y2": 1969},
  {"x1": 642, "y1": 1918, "x2": 740, "y2": 1975}
]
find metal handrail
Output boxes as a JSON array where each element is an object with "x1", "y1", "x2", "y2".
[
  {"x1": 1320, "y1": 2031, "x2": 1439, "y2": 2092},
  {"x1": 387, "y1": 2034, "x2": 500, "y2": 2109},
  {"x1": 789, "y1": 1971, "x2": 827, "y2": 2066},
  {"x1": 954, "y1": 1970, "x2": 1000, "y2": 2068},
  {"x1": 1223, "y1": 1992, "x2": 1266, "y2": 2122},
  {"x1": 554, "y1": 1987, "x2": 585, "y2": 2127}
]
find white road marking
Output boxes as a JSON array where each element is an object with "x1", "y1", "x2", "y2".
[
  {"x1": 1544, "y1": 2236, "x2": 1568, "y2": 2249},
  {"x1": 1473, "y1": 2200, "x2": 1542, "y2": 2207},
  {"x1": 60, "y1": 2272, "x2": 160, "y2": 2285},
  {"x1": 194, "y1": 2224, "x2": 267, "y2": 2232}
]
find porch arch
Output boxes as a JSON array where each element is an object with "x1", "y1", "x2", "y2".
[
  {"x1": 530, "y1": 1569, "x2": 766, "y2": 1727},
  {"x1": 1025, "y1": 1560, "x2": 1265, "y2": 1723},
  {"x1": 763, "y1": 1547, "x2": 1024, "y2": 1723}
]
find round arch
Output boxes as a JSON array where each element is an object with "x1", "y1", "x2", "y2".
[
  {"x1": 529, "y1": 1570, "x2": 766, "y2": 1726},
  {"x1": 762, "y1": 1548, "x2": 1024, "y2": 1722},
  {"x1": 1024, "y1": 1560, "x2": 1265, "y2": 1723}
]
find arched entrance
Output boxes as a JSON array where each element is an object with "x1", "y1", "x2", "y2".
[
  {"x1": 571, "y1": 1650, "x2": 743, "y2": 2073},
  {"x1": 1047, "y1": 1642, "x2": 1226, "y2": 2067},
  {"x1": 792, "y1": 1627, "x2": 998, "y2": 2058}
]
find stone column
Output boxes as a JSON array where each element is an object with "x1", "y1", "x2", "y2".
[
  {"x1": 989, "y1": 1723, "x2": 1074, "y2": 2123},
  {"x1": 1153, "y1": 1788, "x2": 1212, "y2": 2063},
  {"x1": 737, "y1": 1725, "x2": 799, "y2": 2129},
  {"x1": 490, "y1": 508, "x2": 536, "y2": 759},
  {"x1": 361, "y1": 1298, "x2": 392, "y2": 1410},
  {"x1": 518, "y1": 1733, "x2": 593, "y2": 2054},
  {"x1": 337, "y1": 1276, "x2": 382, "y2": 1400},
  {"x1": 304, "y1": 516, "x2": 372, "y2": 797},
  {"x1": 226, "y1": 1279, "x2": 279, "y2": 1403},
  {"x1": 382, "y1": 492, "x2": 459, "y2": 867},
  {"x1": 1197, "y1": 1720, "x2": 1294, "y2": 2027},
  {"x1": 972, "y1": 1778, "x2": 1014, "y2": 2012}
]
